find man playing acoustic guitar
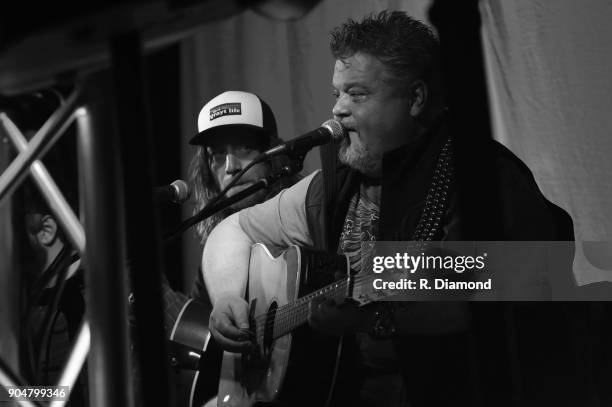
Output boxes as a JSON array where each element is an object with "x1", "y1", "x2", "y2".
[
  {"x1": 203, "y1": 11, "x2": 575, "y2": 407},
  {"x1": 149, "y1": 91, "x2": 298, "y2": 407}
]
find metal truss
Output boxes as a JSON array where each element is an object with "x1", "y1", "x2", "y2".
[
  {"x1": 0, "y1": 88, "x2": 90, "y2": 407},
  {"x1": 0, "y1": 78, "x2": 132, "y2": 407}
]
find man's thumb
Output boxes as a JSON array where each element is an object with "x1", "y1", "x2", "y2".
[{"x1": 230, "y1": 299, "x2": 250, "y2": 329}]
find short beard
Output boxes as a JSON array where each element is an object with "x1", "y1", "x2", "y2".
[{"x1": 338, "y1": 138, "x2": 381, "y2": 178}]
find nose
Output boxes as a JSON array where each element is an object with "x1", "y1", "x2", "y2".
[
  {"x1": 332, "y1": 94, "x2": 350, "y2": 121},
  {"x1": 225, "y1": 153, "x2": 242, "y2": 175}
]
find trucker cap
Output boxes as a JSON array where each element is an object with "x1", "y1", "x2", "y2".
[{"x1": 189, "y1": 91, "x2": 277, "y2": 146}]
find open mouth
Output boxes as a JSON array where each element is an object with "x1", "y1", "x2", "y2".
[{"x1": 344, "y1": 129, "x2": 358, "y2": 144}]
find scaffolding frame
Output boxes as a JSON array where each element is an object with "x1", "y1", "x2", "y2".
[{"x1": 0, "y1": 32, "x2": 170, "y2": 406}]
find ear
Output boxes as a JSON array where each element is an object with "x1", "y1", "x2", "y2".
[
  {"x1": 36, "y1": 215, "x2": 58, "y2": 246},
  {"x1": 408, "y1": 80, "x2": 428, "y2": 117}
]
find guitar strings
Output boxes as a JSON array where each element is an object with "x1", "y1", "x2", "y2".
[
  {"x1": 250, "y1": 243, "x2": 432, "y2": 343},
  {"x1": 252, "y1": 279, "x2": 349, "y2": 340},
  {"x1": 251, "y1": 271, "x2": 383, "y2": 342},
  {"x1": 252, "y1": 278, "x2": 350, "y2": 340},
  {"x1": 253, "y1": 270, "x2": 378, "y2": 330}
]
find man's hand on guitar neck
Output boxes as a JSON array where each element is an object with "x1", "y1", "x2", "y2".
[{"x1": 209, "y1": 295, "x2": 253, "y2": 352}]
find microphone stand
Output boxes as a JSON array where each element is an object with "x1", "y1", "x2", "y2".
[{"x1": 163, "y1": 156, "x2": 304, "y2": 243}]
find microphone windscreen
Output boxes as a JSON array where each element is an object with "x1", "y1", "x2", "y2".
[
  {"x1": 171, "y1": 179, "x2": 190, "y2": 202},
  {"x1": 321, "y1": 119, "x2": 345, "y2": 141}
]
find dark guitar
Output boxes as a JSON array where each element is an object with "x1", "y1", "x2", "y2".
[{"x1": 169, "y1": 299, "x2": 223, "y2": 407}]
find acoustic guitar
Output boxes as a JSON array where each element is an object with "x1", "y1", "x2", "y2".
[{"x1": 216, "y1": 243, "x2": 389, "y2": 407}]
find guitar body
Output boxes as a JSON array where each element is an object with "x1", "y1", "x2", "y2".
[
  {"x1": 217, "y1": 244, "x2": 350, "y2": 407},
  {"x1": 170, "y1": 299, "x2": 223, "y2": 407}
]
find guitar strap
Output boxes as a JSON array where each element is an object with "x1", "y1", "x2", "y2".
[{"x1": 411, "y1": 135, "x2": 454, "y2": 241}]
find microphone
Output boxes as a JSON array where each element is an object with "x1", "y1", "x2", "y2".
[
  {"x1": 156, "y1": 180, "x2": 190, "y2": 204},
  {"x1": 261, "y1": 119, "x2": 345, "y2": 158}
]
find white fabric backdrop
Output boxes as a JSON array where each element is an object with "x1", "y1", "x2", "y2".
[
  {"x1": 179, "y1": 0, "x2": 612, "y2": 286},
  {"x1": 481, "y1": 0, "x2": 612, "y2": 283}
]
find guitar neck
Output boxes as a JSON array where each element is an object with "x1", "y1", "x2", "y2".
[
  {"x1": 265, "y1": 271, "x2": 388, "y2": 340},
  {"x1": 249, "y1": 244, "x2": 415, "y2": 342}
]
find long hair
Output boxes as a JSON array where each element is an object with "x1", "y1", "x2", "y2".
[
  {"x1": 188, "y1": 142, "x2": 301, "y2": 245},
  {"x1": 188, "y1": 146, "x2": 222, "y2": 244}
]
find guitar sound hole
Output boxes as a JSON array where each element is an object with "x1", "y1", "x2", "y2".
[{"x1": 263, "y1": 301, "x2": 277, "y2": 358}]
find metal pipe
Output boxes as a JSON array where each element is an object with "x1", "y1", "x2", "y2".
[
  {"x1": 0, "y1": 89, "x2": 80, "y2": 204},
  {"x1": 0, "y1": 113, "x2": 86, "y2": 254},
  {"x1": 49, "y1": 322, "x2": 90, "y2": 407},
  {"x1": 0, "y1": 134, "x2": 20, "y2": 406},
  {"x1": 76, "y1": 76, "x2": 132, "y2": 407},
  {"x1": 109, "y1": 30, "x2": 170, "y2": 407}
]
